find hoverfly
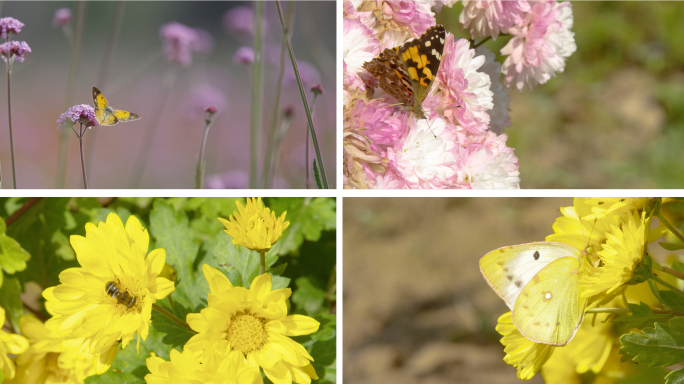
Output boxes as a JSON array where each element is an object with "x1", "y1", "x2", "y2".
[{"x1": 105, "y1": 281, "x2": 136, "y2": 308}]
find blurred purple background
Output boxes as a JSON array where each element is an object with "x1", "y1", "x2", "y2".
[{"x1": 0, "y1": 1, "x2": 335, "y2": 188}]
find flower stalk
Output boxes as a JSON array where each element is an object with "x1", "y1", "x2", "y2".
[
  {"x1": 5, "y1": 48, "x2": 15, "y2": 188},
  {"x1": 657, "y1": 213, "x2": 684, "y2": 244},
  {"x1": 195, "y1": 106, "x2": 217, "y2": 189},
  {"x1": 259, "y1": 250, "x2": 266, "y2": 275},
  {"x1": 651, "y1": 274, "x2": 684, "y2": 298},
  {"x1": 250, "y1": 2, "x2": 264, "y2": 189}
]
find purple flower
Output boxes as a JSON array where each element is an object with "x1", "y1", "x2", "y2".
[
  {"x1": 192, "y1": 28, "x2": 214, "y2": 54},
  {"x1": 159, "y1": 22, "x2": 198, "y2": 67},
  {"x1": 52, "y1": 8, "x2": 72, "y2": 28},
  {"x1": 205, "y1": 170, "x2": 249, "y2": 189},
  {"x1": 57, "y1": 104, "x2": 99, "y2": 130},
  {"x1": 0, "y1": 41, "x2": 31, "y2": 63},
  {"x1": 311, "y1": 84, "x2": 324, "y2": 95},
  {"x1": 0, "y1": 17, "x2": 24, "y2": 38},
  {"x1": 284, "y1": 61, "x2": 321, "y2": 88},
  {"x1": 233, "y1": 46, "x2": 254, "y2": 65},
  {"x1": 223, "y1": 6, "x2": 267, "y2": 36},
  {"x1": 183, "y1": 84, "x2": 227, "y2": 122}
]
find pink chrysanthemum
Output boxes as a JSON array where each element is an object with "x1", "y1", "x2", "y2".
[
  {"x1": 52, "y1": 8, "x2": 72, "y2": 28},
  {"x1": 343, "y1": 18, "x2": 380, "y2": 75},
  {"x1": 455, "y1": 131, "x2": 520, "y2": 189},
  {"x1": 57, "y1": 104, "x2": 99, "y2": 130},
  {"x1": 500, "y1": 1, "x2": 576, "y2": 91},
  {"x1": 354, "y1": 0, "x2": 435, "y2": 44},
  {"x1": 459, "y1": 0, "x2": 530, "y2": 40},
  {"x1": 0, "y1": 17, "x2": 24, "y2": 38},
  {"x1": 159, "y1": 22, "x2": 199, "y2": 67},
  {"x1": 0, "y1": 41, "x2": 30, "y2": 63}
]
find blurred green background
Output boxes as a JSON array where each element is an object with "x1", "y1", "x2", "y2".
[
  {"x1": 0, "y1": 1, "x2": 335, "y2": 188},
  {"x1": 439, "y1": 2, "x2": 684, "y2": 188}
]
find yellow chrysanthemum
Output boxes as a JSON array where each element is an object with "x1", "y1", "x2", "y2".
[
  {"x1": 7, "y1": 315, "x2": 97, "y2": 384},
  {"x1": 0, "y1": 307, "x2": 29, "y2": 380},
  {"x1": 145, "y1": 348, "x2": 262, "y2": 384},
  {"x1": 43, "y1": 213, "x2": 175, "y2": 374},
  {"x1": 580, "y1": 212, "x2": 654, "y2": 298},
  {"x1": 185, "y1": 265, "x2": 319, "y2": 384},
  {"x1": 219, "y1": 198, "x2": 290, "y2": 252},
  {"x1": 583, "y1": 197, "x2": 661, "y2": 220},
  {"x1": 496, "y1": 311, "x2": 555, "y2": 380}
]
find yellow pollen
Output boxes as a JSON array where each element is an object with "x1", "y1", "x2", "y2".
[{"x1": 226, "y1": 313, "x2": 268, "y2": 354}]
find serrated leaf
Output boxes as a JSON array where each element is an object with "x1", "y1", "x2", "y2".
[
  {"x1": 667, "y1": 368, "x2": 684, "y2": 384},
  {"x1": 661, "y1": 290, "x2": 684, "y2": 312},
  {"x1": 621, "y1": 316, "x2": 684, "y2": 367},
  {"x1": 614, "y1": 302, "x2": 671, "y2": 332},
  {"x1": 149, "y1": 200, "x2": 201, "y2": 309},
  {"x1": 206, "y1": 232, "x2": 279, "y2": 288},
  {"x1": 0, "y1": 277, "x2": 23, "y2": 332},
  {"x1": 271, "y1": 197, "x2": 336, "y2": 254},
  {"x1": 661, "y1": 242, "x2": 684, "y2": 251},
  {"x1": 150, "y1": 303, "x2": 196, "y2": 348},
  {"x1": 0, "y1": 217, "x2": 30, "y2": 275},
  {"x1": 292, "y1": 277, "x2": 327, "y2": 315}
]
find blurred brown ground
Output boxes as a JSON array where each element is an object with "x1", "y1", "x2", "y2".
[{"x1": 343, "y1": 197, "x2": 576, "y2": 384}]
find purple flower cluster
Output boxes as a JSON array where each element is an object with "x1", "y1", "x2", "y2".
[
  {"x1": 57, "y1": 104, "x2": 99, "y2": 130},
  {"x1": 159, "y1": 22, "x2": 200, "y2": 67},
  {"x1": 233, "y1": 46, "x2": 254, "y2": 65},
  {"x1": 0, "y1": 41, "x2": 31, "y2": 63},
  {"x1": 52, "y1": 8, "x2": 72, "y2": 28},
  {"x1": 0, "y1": 17, "x2": 24, "y2": 38}
]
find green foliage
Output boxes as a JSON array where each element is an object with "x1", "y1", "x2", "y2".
[
  {"x1": 621, "y1": 317, "x2": 684, "y2": 367},
  {"x1": 0, "y1": 197, "x2": 336, "y2": 384},
  {"x1": 614, "y1": 302, "x2": 672, "y2": 333}
]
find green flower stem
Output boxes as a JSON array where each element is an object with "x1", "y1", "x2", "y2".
[
  {"x1": 85, "y1": 1, "x2": 126, "y2": 175},
  {"x1": 472, "y1": 35, "x2": 491, "y2": 49},
  {"x1": 78, "y1": 129, "x2": 88, "y2": 189},
  {"x1": 266, "y1": 114, "x2": 294, "y2": 188},
  {"x1": 651, "y1": 274, "x2": 684, "y2": 298},
  {"x1": 305, "y1": 93, "x2": 319, "y2": 189},
  {"x1": 275, "y1": 0, "x2": 328, "y2": 189},
  {"x1": 659, "y1": 265, "x2": 684, "y2": 281},
  {"x1": 195, "y1": 115, "x2": 215, "y2": 189},
  {"x1": 167, "y1": 295, "x2": 175, "y2": 311},
  {"x1": 152, "y1": 303, "x2": 195, "y2": 333},
  {"x1": 250, "y1": 2, "x2": 264, "y2": 189},
  {"x1": 262, "y1": 3, "x2": 292, "y2": 189},
  {"x1": 259, "y1": 250, "x2": 266, "y2": 275},
  {"x1": 5, "y1": 197, "x2": 42, "y2": 227},
  {"x1": 6, "y1": 48, "x2": 16, "y2": 188},
  {"x1": 657, "y1": 213, "x2": 684, "y2": 244},
  {"x1": 57, "y1": 1, "x2": 86, "y2": 188}
]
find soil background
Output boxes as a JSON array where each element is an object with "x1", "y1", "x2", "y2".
[{"x1": 342, "y1": 197, "x2": 575, "y2": 384}]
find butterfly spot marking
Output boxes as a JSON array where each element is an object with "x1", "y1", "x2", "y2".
[
  {"x1": 506, "y1": 275, "x2": 513, "y2": 281},
  {"x1": 532, "y1": 275, "x2": 539, "y2": 283},
  {"x1": 543, "y1": 292, "x2": 552, "y2": 301},
  {"x1": 514, "y1": 280, "x2": 523, "y2": 288},
  {"x1": 424, "y1": 41, "x2": 431, "y2": 47},
  {"x1": 533, "y1": 251, "x2": 540, "y2": 260},
  {"x1": 534, "y1": 322, "x2": 541, "y2": 326}
]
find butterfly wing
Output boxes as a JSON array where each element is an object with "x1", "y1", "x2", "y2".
[
  {"x1": 512, "y1": 256, "x2": 586, "y2": 346},
  {"x1": 479, "y1": 241, "x2": 581, "y2": 310},
  {"x1": 112, "y1": 109, "x2": 140, "y2": 123},
  {"x1": 92, "y1": 86, "x2": 108, "y2": 110},
  {"x1": 396, "y1": 25, "x2": 445, "y2": 109}
]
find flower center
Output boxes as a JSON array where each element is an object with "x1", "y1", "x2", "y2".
[{"x1": 226, "y1": 312, "x2": 267, "y2": 354}]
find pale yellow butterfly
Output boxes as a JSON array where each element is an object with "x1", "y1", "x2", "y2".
[
  {"x1": 92, "y1": 86, "x2": 141, "y2": 126},
  {"x1": 480, "y1": 241, "x2": 587, "y2": 346}
]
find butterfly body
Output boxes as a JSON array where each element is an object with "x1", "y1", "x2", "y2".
[
  {"x1": 363, "y1": 25, "x2": 445, "y2": 119},
  {"x1": 92, "y1": 86, "x2": 141, "y2": 126},
  {"x1": 480, "y1": 241, "x2": 587, "y2": 346}
]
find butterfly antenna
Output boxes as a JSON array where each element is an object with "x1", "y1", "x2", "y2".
[{"x1": 422, "y1": 108, "x2": 437, "y2": 138}]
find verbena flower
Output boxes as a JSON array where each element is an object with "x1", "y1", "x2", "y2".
[
  {"x1": 0, "y1": 41, "x2": 31, "y2": 63},
  {"x1": 0, "y1": 307, "x2": 29, "y2": 380},
  {"x1": 43, "y1": 213, "x2": 175, "y2": 374},
  {"x1": 500, "y1": 1, "x2": 576, "y2": 91},
  {"x1": 496, "y1": 311, "x2": 554, "y2": 380},
  {"x1": 159, "y1": 22, "x2": 199, "y2": 67},
  {"x1": 145, "y1": 348, "x2": 261, "y2": 384},
  {"x1": 206, "y1": 170, "x2": 250, "y2": 189},
  {"x1": 185, "y1": 265, "x2": 320, "y2": 384},
  {"x1": 459, "y1": 0, "x2": 529, "y2": 40},
  {"x1": 183, "y1": 84, "x2": 227, "y2": 122},
  {"x1": 57, "y1": 104, "x2": 99, "y2": 131},
  {"x1": 219, "y1": 197, "x2": 289, "y2": 252},
  {"x1": 51, "y1": 8, "x2": 72, "y2": 28},
  {"x1": 0, "y1": 17, "x2": 24, "y2": 38},
  {"x1": 222, "y1": 6, "x2": 263, "y2": 37},
  {"x1": 9, "y1": 315, "x2": 97, "y2": 383},
  {"x1": 233, "y1": 46, "x2": 255, "y2": 65}
]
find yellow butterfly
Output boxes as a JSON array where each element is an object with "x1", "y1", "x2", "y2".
[
  {"x1": 91, "y1": 86, "x2": 141, "y2": 126},
  {"x1": 480, "y1": 241, "x2": 587, "y2": 346}
]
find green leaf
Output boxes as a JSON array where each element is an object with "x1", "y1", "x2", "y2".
[
  {"x1": 660, "y1": 242, "x2": 684, "y2": 251},
  {"x1": 150, "y1": 302, "x2": 196, "y2": 348},
  {"x1": 667, "y1": 368, "x2": 684, "y2": 384},
  {"x1": 0, "y1": 217, "x2": 30, "y2": 275},
  {"x1": 271, "y1": 197, "x2": 336, "y2": 254},
  {"x1": 267, "y1": 263, "x2": 287, "y2": 276},
  {"x1": 292, "y1": 277, "x2": 327, "y2": 315},
  {"x1": 205, "y1": 232, "x2": 280, "y2": 288},
  {"x1": 648, "y1": 279, "x2": 663, "y2": 302},
  {"x1": 614, "y1": 302, "x2": 672, "y2": 332},
  {"x1": 621, "y1": 316, "x2": 684, "y2": 367},
  {"x1": 661, "y1": 290, "x2": 684, "y2": 312},
  {"x1": 149, "y1": 200, "x2": 201, "y2": 309},
  {"x1": 673, "y1": 261, "x2": 684, "y2": 275},
  {"x1": 0, "y1": 277, "x2": 23, "y2": 332}
]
